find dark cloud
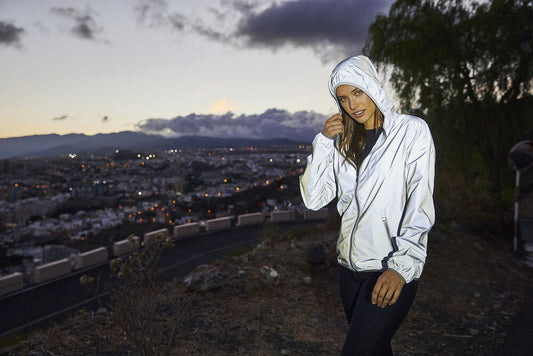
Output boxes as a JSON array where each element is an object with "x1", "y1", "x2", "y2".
[
  {"x1": 136, "y1": 109, "x2": 325, "y2": 142},
  {"x1": 131, "y1": 0, "x2": 393, "y2": 60},
  {"x1": 234, "y1": 0, "x2": 393, "y2": 58},
  {"x1": 0, "y1": 21, "x2": 25, "y2": 48},
  {"x1": 52, "y1": 115, "x2": 69, "y2": 121},
  {"x1": 50, "y1": 7, "x2": 107, "y2": 42}
]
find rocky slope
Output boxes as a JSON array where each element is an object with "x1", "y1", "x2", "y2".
[{"x1": 3, "y1": 222, "x2": 532, "y2": 355}]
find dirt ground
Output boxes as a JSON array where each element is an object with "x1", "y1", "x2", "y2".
[{"x1": 3, "y1": 221, "x2": 533, "y2": 356}]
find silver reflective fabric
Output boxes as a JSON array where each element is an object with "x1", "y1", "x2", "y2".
[{"x1": 299, "y1": 56, "x2": 435, "y2": 283}]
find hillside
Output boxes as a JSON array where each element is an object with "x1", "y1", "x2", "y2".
[
  {"x1": 3, "y1": 221, "x2": 532, "y2": 355},
  {"x1": 0, "y1": 132, "x2": 305, "y2": 160}
]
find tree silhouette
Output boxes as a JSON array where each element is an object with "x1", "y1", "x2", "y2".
[{"x1": 364, "y1": 0, "x2": 533, "y2": 197}]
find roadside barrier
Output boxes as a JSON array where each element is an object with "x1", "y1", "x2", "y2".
[
  {"x1": 75, "y1": 247, "x2": 108, "y2": 269},
  {"x1": 2, "y1": 209, "x2": 325, "y2": 294},
  {"x1": 205, "y1": 217, "x2": 232, "y2": 232},
  {"x1": 270, "y1": 210, "x2": 295, "y2": 223},
  {"x1": 237, "y1": 212, "x2": 265, "y2": 226},
  {"x1": 174, "y1": 222, "x2": 200, "y2": 239},
  {"x1": 0, "y1": 272, "x2": 24, "y2": 297},
  {"x1": 33, "y1": 258, "x2": 71, "y2": 284},
  {"x1": 143, "y1": 228, "x2": 169, "y2": 245},
  {"x1": 113, "y1": 236, "x2": 140, "y2": 256}
]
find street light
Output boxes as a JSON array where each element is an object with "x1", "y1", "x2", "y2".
[{"x1": 508, "y1": 140, "x2": 533, "y2": 251}]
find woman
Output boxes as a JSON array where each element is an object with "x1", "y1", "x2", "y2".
[{"x1": 299, "y1": 55, "x2": 435, "y2": 355}]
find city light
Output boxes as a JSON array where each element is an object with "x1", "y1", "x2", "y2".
[{"x1": 1, "y1": 144, "x2": 309, "y2": 283}]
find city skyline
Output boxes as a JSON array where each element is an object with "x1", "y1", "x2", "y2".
[{"x1": 0, "y1": 0, "x2": 394, "y2": 139}]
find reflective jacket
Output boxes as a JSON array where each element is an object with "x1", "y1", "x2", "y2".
[{"x1": 299, "y1": 56, "x2": 435, "y2": 283}]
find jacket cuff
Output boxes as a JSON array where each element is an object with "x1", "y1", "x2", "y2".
[
  {"x1": 319, "y1": 131, "x2": 335, "y2": 140},
  {"x1": 386, "y1": 259, "x2": 420, "y2": 284}
]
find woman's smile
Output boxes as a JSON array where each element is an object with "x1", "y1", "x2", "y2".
[{"x1": 352, "y1": 109, "x2": 365, "y2": 118}]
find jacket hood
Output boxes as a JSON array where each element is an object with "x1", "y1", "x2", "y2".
[{"x1": 328, "y1": 55, "x2": 395, "y2": 127}]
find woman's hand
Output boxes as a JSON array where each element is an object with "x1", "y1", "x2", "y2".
[
  {"x1": 322, "y1": 114, "x2": 344, "y2": 139},
  {"x1": 372, "y1": 270, "x2": 405, "y2": 308}
]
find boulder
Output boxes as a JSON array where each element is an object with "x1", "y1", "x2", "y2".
[
  {"x1": 260, "y1": 266, "x2": 279, "y2": 285},
  {"x1": 184, "y1": 266, "x2": 222, "y2": 292}
]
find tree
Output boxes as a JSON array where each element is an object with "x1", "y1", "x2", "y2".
[{"x1": 364, "y1": 0, "x2": 533, "y2": 199}]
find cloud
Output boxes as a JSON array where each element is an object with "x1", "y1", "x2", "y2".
[
  {"x1": 52, "y1": 115, "x2": 69, "y2": 121},
  {"x1": 136, "y1": 108, "x2": 325, "y2": 141},
  {"x1": 50, "y1": 6, "x2": 108, "y2": 43},
  {"x1": 233, "y1": 0, "x2": 393, "y2": 59},
  {"x1": 0, "y1": 21, "x2": 25, "y2": 48},
  {"x1": 134, "y1": 0, "x2": 186, "y2": 31},
  {"x1": 102, "y1": 115, "x2": 109, "y2": 123},
  {"x1": 131, "y1": 0, "x2": 393, "y2": 61}
]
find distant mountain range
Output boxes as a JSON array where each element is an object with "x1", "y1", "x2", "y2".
[{"x1": 0, "y1": 131, "x2": 306, "y2": 159}]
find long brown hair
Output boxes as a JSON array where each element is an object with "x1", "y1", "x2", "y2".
[{"x1": 338, "y1": 107, "x2": 384, "y2": 169}]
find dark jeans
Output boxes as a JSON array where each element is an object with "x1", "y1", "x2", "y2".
[{"x1": 338, "y1": 265, "x2": 418, "y2": 356}]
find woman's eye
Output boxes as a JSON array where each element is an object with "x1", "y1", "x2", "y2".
[{"x1": 354, "y1": 90, "x2": 362, "y2": 96}]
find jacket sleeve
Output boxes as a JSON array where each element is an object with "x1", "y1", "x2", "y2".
[
  {"x1": 387, "y1": 121, "x2": 436, "y2": 283},
  {"x1": 299, "y1": 132, "x2": 337, "y2": 210}
]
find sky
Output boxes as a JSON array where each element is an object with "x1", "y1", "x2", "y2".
[{"x1": 0, "y1": 0, "x2": 394, "y2": 141}]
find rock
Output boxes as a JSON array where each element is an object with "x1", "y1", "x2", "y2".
[
  {"x1": 524, "y1": 243, "x2": 533, "y2": 253},
  {"x1": 469, "y1": 328, "x2": 479, "y2": 336},
  {"x1": 184, "y1": 266, "x2": 223, "y2": 292},
  {"x1": 303, "y1": 276, "x2": 312, "y2": 285},
  {"x1": 96, "y1": 307, "x2": 107, "y2": 314},
  {"x1": 260, "y1": 266, "x2": 279, "y2": 285},
  {"x1": 281, "y1": 349, "x2": 291, "y2": 355}
]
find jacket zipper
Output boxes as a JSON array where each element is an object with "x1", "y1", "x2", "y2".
[
  {"x1": 348, "y1": 168, "x2": 360, "y2": 271},
  {"x1": 347, "y1": 131, "x2": 386, "y2": 271}
]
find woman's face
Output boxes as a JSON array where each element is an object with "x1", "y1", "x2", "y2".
[{"x1": 335, "y1": 85, "x2": 377, "y2": 130}]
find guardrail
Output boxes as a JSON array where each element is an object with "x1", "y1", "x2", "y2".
[
  {"x1": 0, "y1": 208, "x2": 328, "y2": 297},
  {"x1": 0, "y1": 272, "x2": 23, "y2": 296}
]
